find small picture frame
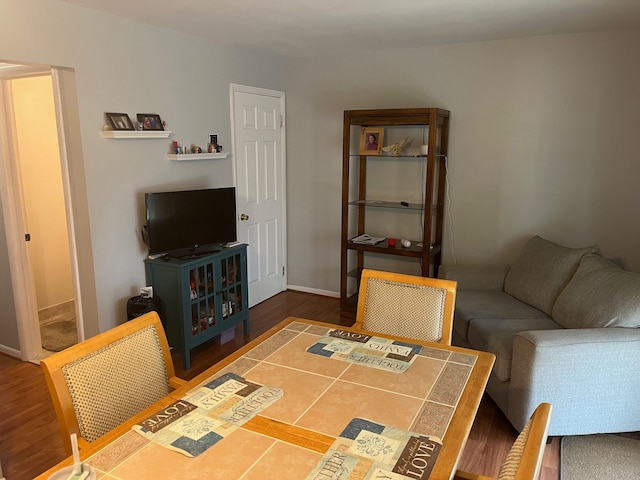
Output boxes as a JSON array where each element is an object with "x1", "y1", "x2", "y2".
[
  {"x1": 136, "y1": 113, "x2": 164, "y2": 131},
  {"x1": 359, "y1": 127, "x2": 384, "y2": 155},
  {"x1": 106, "y1": 112, "x2": 134, "y2": 131}
]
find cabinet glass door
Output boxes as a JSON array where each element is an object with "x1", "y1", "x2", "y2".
[
  {"x1": 220, "y1": 253, "x2": 244, "y2": 320},
  {"x1": 189, "y1": 262, "x2": 216, "y2": 336}
]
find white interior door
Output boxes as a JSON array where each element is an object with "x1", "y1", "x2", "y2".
[{"x1": 230, "y1": 84, "x2": 286, "y2": 307}]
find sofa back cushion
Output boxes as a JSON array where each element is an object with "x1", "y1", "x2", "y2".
[
  {"x1": 552, "y1": 254, "x2": 640, "y2": 328},
  {"x1": 504, "y1": 235, "x2": 601, "y2": 315}
]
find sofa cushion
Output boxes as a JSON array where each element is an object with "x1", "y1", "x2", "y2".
[
  {"x1": 552, "y1": 254, "x2": 640, "y2": 329},
  {"x1": 454, "y1": 290, "x2": 550, "y2": 341},
  {"x1": 467, "y1": 317, "x2": 562, "y2": 382},
  {"x1": 504, "y1": 235, "x2": 601, "y2": 316}
]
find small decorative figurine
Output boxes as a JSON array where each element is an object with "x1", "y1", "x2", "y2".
[{"x1": 382, "y1": 136, "x2": 411, "y2": 156}]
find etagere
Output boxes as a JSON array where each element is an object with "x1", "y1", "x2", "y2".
[{"x1": 340, "y1": 108, "x2": 450, "y2": 312}]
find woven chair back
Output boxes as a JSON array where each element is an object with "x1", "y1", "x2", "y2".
[{"x1": 355, "y1": 269, "x2": 456, "y2": 345}]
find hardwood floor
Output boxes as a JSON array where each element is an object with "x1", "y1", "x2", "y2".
[{"x1": 0, "y1": 290, "x2": 559, "y2": 480}]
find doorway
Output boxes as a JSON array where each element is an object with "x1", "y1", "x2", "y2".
[
  {"x1": 10, "y1": 74, "x2": 77, "y2": 352},
  {"x1": 0, "y1": 62, "x2": 88, "y2": 361},
  {"x1": 230, "y1": 84, "x2": 287, "y2": 307}
]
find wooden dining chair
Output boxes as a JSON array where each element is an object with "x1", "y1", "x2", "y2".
[
  {"x1": 40, "y1": 311, "x2": 186, "y2": 454},
  {"x1": 354, "y1": 269, "x2": 457, "y2": 345},
  {"x1": 455, "y1": 403, "x2": 553, "y2": 480}
]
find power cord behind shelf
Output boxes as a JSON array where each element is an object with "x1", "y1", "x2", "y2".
[{"x1": 436, "y1": 154, "x2": 457, "y2": 265}]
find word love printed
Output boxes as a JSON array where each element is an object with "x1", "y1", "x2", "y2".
[{"x1": 138, "y1": 400, "x2": 197, "y2": 433}]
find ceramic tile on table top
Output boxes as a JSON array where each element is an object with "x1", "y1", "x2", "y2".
[
  {"x1": 209, "y1": 356, "x2": 260, "y2": 380},
  {"x1": 296, "y1": 323, "x2": 331, "y2": 337},
  {"x1": 261, "y1": 332, "x2": 352, "y2": 377},
  {"x1": 285, "y1": 320, "x2": 323, "y2": 333},
  {"x1": 243, "y1": 328, "x2": 301, "y2": 361},
  {"x1": 295, "y1": 379, "x2": 425, "y2": 438},
  {"x1": 107, "y1": 428, "x2": 276, "y2": 480},
  {"x1": 241, "y1": 439, "x2": 323, "y2": 480},
  {"x1": 419, "y1": 345, "x2": 453, "y2": 361},
  {"x1": 88, "y1": 431, "x2": 148, "y2": 472},
  {"x1": 241, "y1": 361, "x2": 338, "y2": 423},
  {"x1": 339, "y1": 355, "x2": 446, "y2": 398},
  {"x1": 449, "y1": 351, "x2": 478, "y2": 366},
  {"x1": 428, "y1": 362, "x2": 473, "y2": 406},
  {"x1": 411, "y1": 401, "x2": 455, "y2": 439}
]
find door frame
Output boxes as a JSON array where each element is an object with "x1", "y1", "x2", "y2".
[
  {"x1": 0, "y1": 66, "x2": 85, "y2": 361},
  {"x1": 229, "y1": 83, "x2": 287, "y2": 305}
]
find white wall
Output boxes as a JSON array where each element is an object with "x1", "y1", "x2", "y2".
[
  {"x1": 285, "y1": 30, "x2": 640, "y2": 293},
  {"x1": 0, "y1": 0, "x2": 287, "y2": 333},
  {"x1": 1, "y1": 0, "x2": 638, "y2": 340}
]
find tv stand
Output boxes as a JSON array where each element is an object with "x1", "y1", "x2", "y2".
[
  {"x1": 169, "y1": 244, "x2": 223, "y2": 260},
  {"x1": 144, "y1": 244, "x2": 249, "y2": 370}
]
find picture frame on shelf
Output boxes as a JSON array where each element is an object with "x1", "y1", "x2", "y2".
[
  {"x1": 359, "y1": 127, "x2": 384, "y2": 155},
  {"x1": 137, "y1": 113, "x2": 164, "y2": 131},
  {"x1": 105, "y1": 112, "x2": 134, "y2": 131}
]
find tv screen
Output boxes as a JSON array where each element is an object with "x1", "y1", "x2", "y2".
[{"x1": 145, "y1": 187, "x2": 237, "y2": 257}]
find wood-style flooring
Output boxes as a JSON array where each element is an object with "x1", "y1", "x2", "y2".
[{"x1": 0, "y1": 290, "x2": 560, "y2": 480}]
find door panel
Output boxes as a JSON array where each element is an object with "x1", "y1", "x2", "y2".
[{"x1": 232, "y1": 85, "x2": 286, "y2": 307}]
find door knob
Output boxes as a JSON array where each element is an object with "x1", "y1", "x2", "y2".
[{"x1": 240, "y1": 213, "x2": 249, "y2": 221}]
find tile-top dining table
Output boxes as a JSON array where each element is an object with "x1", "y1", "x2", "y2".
[{"x1": 36, "y1": 317, "x2": 495, "y2": 480}]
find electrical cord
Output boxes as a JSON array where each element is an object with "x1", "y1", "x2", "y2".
[{"x1": 438, "y1": 154, "x2": 457, "y2": 264}]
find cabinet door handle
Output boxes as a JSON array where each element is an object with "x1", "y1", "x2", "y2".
[{"x1": 240, "y1": 213, "x2": 249, "y2": 221}]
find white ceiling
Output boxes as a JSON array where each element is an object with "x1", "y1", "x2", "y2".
[{"x1": 60, "y1": 0, "x2": 640, "y2": 58}]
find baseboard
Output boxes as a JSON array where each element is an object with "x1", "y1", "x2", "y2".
[
  {"x1": 39, "y1": 299, "x2": 75, "y2": 326},
  {"x1": 287, "y1": 285, "x2": 339, "y2": 298},
  {"x1": 0, "y1": 343, "x2": 21, "y2": 359}
]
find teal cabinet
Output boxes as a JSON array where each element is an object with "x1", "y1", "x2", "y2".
[{"x1": 144, "y1": 244, "x2": 249, "y2": 370}]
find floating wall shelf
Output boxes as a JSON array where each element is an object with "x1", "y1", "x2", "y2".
[
  {"x1": 101, "y1": 130, "x2": 172, "y2": 139},
  {"x1": 167, "y1": 152, "x2": 230, "y2": 161}
]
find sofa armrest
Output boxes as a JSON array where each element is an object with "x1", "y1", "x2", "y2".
[
  {"x1": 438, "y1": 264, "x2": 510, "y2": 291},
  {"x1": 508, "y1": 328, "x2": 640, "y2": 435}
]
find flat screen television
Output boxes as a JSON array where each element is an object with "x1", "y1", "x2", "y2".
[{"x1": 144, "y1": 187, "x2": 237, "y2": 258}]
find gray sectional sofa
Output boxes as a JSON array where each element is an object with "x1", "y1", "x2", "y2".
[{"x1": 439, "y1": 235, "x2": 640, "y2": 436}]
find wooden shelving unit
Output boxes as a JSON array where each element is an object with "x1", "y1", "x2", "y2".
[{"x1": 340, "y1": 108, "x2": 450, "y2": 312}]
